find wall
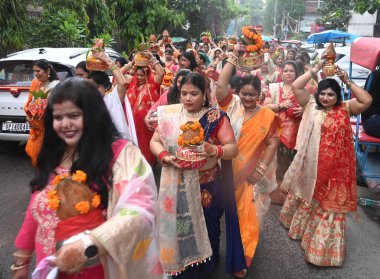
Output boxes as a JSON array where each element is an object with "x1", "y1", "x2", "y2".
[{"x1": 348, "y1": 11, "x2": 377, "y2": 37}]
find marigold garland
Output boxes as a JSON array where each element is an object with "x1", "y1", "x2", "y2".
[
  {"x1": 47, "y1": 170, "x2": 101, "y2": 214},
  {"x1": 178, "y1": 121, "x2": 205, "y2": 146},
  {"x1": 242, "y1": 26, "x2": 264, "y2": 53}
]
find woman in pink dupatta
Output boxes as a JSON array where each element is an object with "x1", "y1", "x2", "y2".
[{"x1": 13, "y1": 78, "x2": 162, "y2": 279}]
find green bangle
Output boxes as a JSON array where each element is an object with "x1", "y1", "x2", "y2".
[
  {"x1": 346, "y1": 80, "x2": 354, "y2": 89},
  {"x1": 110, "y1": 65, "x2": 118, "y2": 71}
]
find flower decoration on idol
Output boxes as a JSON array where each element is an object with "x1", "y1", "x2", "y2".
[
  {"x1": 200, "y1": 31, "x2": 212, "y2": 44},
  {"x1": 239, "y1": 25, "x2": 265, "y2": 70},
  {"x1": 176, "y1": 121, "x2": 207, "y2": 169},
  {"x1": 47, "y1": 170, "x2": 101, "y2": 219}
]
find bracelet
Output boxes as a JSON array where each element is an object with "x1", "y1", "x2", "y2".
[
  {"x1": 346, "y1": 79, "x2": 355, "y2": 89},
  {"x1": 257, "y1": 161, "x2": 268, "y2": 171},
  {"x1": 109, "y1": 62, "x2": 118, "y2": 72},
  {"x1": 158, "y1": 151, "x2": 170, "y2": 165},
  {"x1": 149, "y1": 57, "x2": 159, "y2": 66},
  {"x1": 226, "y1": 53, "x2": 238, "y2": 68},
  {"x1": 255, "y1": 167, "x2": 265, "y2": 176},
  {"x1": 308, "y1": 69, "x2": 317, "y2": 78},
  {"x1": 13, "y1": 252, "x2": 32, "y2": 258},
  {"x1": 216, "y1": 145, "x2": 224, "y2": 159},
  {"x1": 10, "y1": 263, "x2": 30, "y2": 271}
]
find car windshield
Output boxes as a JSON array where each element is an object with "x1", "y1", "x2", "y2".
[
  {"x1": 0, "y1": 62, "x2": 34, "y2": 87},
  {"x1": 0, "y1": 61, "x2": 73, "y2": 87}
]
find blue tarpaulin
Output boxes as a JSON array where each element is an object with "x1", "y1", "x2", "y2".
[{"x1": 307, "y1": 30, "x2": 361, "y2": 44}]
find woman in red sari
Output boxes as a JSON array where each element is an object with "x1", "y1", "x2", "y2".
[
  {"x1": 126, "y1": 52, "x2": 164, "y2": 165},
  {"x1": 266, "y1": 61, "x2": 302, "y2": 204},
  {"x1": 280, "y1": 63, "x2": 372, "y2": 266}
]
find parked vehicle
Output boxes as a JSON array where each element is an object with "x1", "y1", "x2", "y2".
[
  {"x1": 350, "y1": 37, "x2": 380, "y2": 192},
  {"x1": 0, "y1": 47, "x2": 120, "y2": 143}
]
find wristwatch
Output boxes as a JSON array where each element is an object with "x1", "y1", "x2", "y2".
[{"x1": 82, "y1": 230, "x2": 98, "y2": 259}]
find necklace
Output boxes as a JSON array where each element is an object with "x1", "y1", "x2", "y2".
[
  {"x1": 185, "y1": 108, "x2": 206, "y2": 119},
  {"x1": 282, "y1": 83, "x2": 292, "y2": 98},
  {"x1": 244, "y1": 106, "x2": 260, "y2": 124}
]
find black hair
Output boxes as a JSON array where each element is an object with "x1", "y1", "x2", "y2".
[
  {"x1": 76, "y1": 61, "x2": 90, "y2": 74},
  {"x1": 31, "y1": 78, "x2": 119, "y2": 207},
  {"x1": 115, "y1": 57, "x2": 128, "y2": 66},
  {"x1": 182, "y1": 51, "x2": 198, "y2": 71},
  {"x1": 315, "y1": 78, "x2": 343, "y2": 110},
  {"x1": 286, "y1": 49, "x2": 296, "y2": 58},
  {"x1": 167, "y1": 69, "x2": 191, "y2": 104},
  {"x1": 295, "y1": 61, "x2": 305, "y2": 75},
  {"x1": 237, "y1": 74, "x2": 261, "y2": 94},
  {"x1": 33, "y1": 59, "x2": 59, "y2": 82},
  {"x1": 229, "y1": 75, "x2": 241, "y2": 90},
  {"x1": 152, "y1": 53, "x2": 165, "y2": 67},
  {"x1": 164, "y1": 47, "x2": 174, "y2": 54},
  {"x1": 282, "y1": 60, "x2": 300, "y2": 79},
  {"x1": 180, "y1": 72, "x2": 210, "y2": 107},
  {"x1": 295, "y1": 54, "x2": 306, "y2": 64},
  {"x1": 300, "y1": 51, "x2": 311, "y2": 64},
  {"x1": 198, "y1": 52, "x2": 207, "y2": 64},
  {"x1": 87, "y1": 71, "x2": 112, "y2": 91}
]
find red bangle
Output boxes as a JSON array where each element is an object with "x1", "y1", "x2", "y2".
[
  {"x1": 216, "y1": 145, "x2": 224, "y2": 159},
  {"x1": 158, "y1": 151, "x2": 170, "y2": 163}
]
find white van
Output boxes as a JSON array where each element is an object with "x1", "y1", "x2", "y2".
[{"x1": 0, "y1": 47, "x2": 120, "y2": 143}]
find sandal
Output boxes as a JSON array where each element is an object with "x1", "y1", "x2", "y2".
[{"x1": 233, "y1": 269, "x2": 248, "y2": 278}]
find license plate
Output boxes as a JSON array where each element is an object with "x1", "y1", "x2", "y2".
[{"x1": 2, "y1": 122, "x2": 30, "y2": 132}]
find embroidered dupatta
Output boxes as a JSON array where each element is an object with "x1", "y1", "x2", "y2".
[
  {"x1": 157, "y1": 104, "x2": 245, "y2": 274},
  {"x1": 157, "y1": 104, "x2": 212, "y2": 274}
]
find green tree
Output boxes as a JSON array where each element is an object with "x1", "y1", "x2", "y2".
[
  {"x1": 316, "y1": 0, "x2": 354, "y2": 31},
  {"x1": 353, "y1": 0, "x2": 380, "y2": 14},
  {"x1": 263, "y1": 0, "x2": 305, "y2": 39},
  {"x1": 107, "y1": 0, "x2": 184, "y2": 52},
  {"x1": 0, "y1": 0, "x2": 28, "y2": 57},
  {"x1": 168, "y1": 0, "x2": 246, "y2": 41}
]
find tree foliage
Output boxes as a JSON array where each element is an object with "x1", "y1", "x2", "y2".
[
  {"x1": 263, "y1": 0, "x2": 305, "y2": 39},
  {"x1": 0, "y1": 1, "x2": 28, "y2": 57},
  {"x1": 316, "y1": 0, "x2": 354, "y2": 31},
  {"x1": 353, "y1": 0, "x2": 380, "y2": 14},
  {"x1": 168, "y1": 0, "x2": 246, "y2": 41}
]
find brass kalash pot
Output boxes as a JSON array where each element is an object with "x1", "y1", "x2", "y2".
[{"x1": 321, "y1": 43, "x2": 337, "y2": 77}]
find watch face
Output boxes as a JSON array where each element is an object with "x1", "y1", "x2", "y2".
[{"x1": 85, "y1": 245, "x2": 98, "y2": 258}]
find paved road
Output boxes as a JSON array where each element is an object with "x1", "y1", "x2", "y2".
[{"x1": 1, "y1": 144, "x2": 380, "y2": 279}]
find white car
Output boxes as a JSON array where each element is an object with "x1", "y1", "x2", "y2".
[{"x1": 0, "y1": 47, "x2": 120, "y2": 143}]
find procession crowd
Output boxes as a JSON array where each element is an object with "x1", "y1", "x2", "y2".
[{"x1": 12, "y1": 29, "x2": 374, "y2": 279}]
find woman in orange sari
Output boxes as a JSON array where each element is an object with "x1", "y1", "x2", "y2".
[
  {"x1": 281, "y1": 63, "x2": 372, "y2": 266},
  {"x1": 126, "y1": 52, "x2": 164, "y2": 165},
  {"x1": 24, "y1": 59, "x2": 59, "y2": 166},
  {"x1": 216, "y1": 46, "x2": 280, "y2": 277}
]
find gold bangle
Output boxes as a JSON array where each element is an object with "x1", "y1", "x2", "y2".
[
  {"x1": 10, "y1": 263, "x2": 30, "y2": 271},
  {"x1": 13, "y1": 252, "x2": 32, "y2": 258}
]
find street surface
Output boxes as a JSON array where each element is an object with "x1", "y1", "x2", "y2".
[{"x1": 1, "y1": 144, "x2": 379, "y2": 279}]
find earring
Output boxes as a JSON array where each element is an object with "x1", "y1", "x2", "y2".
[{"x1": 48, "y1": 74, "x2": 51, "y2": 78}]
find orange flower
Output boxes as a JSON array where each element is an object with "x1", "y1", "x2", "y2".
[
  {"x1": 48, "y1": 198, "x2": 60, "y2": 210},
  {"x1": 72, "y1": 170, "x2": 87, "y2": 183},
  {"x1": 92, "y1": 194, "x2": 101, "y2": 208},
  {"x1": 47, "y1": 189, "x2": 58, "y2": 199},
  {"x1": 75, "y1": 201, "x2": 90, "y2": 214},
  {"x1": 51, "y1": 175, "x2": 63, "y2": 186}
]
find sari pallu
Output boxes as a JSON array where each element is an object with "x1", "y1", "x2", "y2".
[
  {"x1": 157, "y1": 104, "x2": 245, "y2": 275},
  {"x1": 127, "y1": 68, "x2": 160, "y2": 165}
]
